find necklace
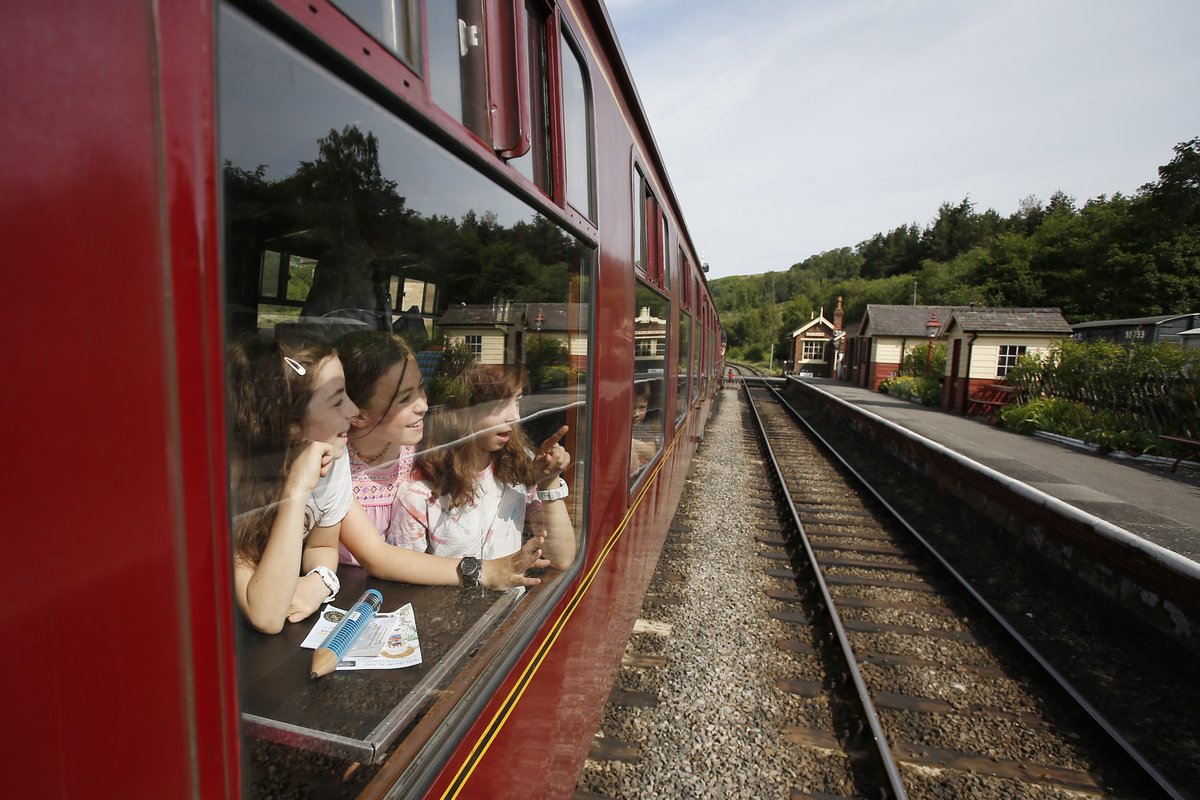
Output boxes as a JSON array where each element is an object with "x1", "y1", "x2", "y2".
[{"x1": 351, "y1": 440, "x2": 392, "y2": 464}]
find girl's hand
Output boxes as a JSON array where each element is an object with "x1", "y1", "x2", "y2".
[
  {"x1": 534, "y1": 426, "x2": 571, "y2": 488},
  {"x1": 286, "y1": 440, "x2": 336, "y2": 495},
  {"x1": 285, "y1": 571, "x2": 331, "y2": 623},
  {"x1": 481, "y1": 534, "x2": 550, "y2": 589}
]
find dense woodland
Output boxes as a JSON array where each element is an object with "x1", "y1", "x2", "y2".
[{"x1": 714, "y1": 137, "x2": 1200, "y2": 363}]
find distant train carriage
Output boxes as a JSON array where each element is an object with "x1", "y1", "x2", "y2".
[{"x1": 5, "y1": 0, "x2": 724, "y2": 797}]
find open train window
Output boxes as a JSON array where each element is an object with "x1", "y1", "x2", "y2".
[
  {"x1": 631, "y1": 160, "x2": 670, "y2": 290},
  {"x1": 509, "y1": 0, "x2": 553, "y2": 193},
  {"x1": 218, "y1": 5, "x2": 591, "y2": 794},
  {"x1": 630, "y1": 281, "x2": 667, "y2": 487}
]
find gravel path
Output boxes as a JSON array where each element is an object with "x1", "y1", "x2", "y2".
[{"x1": 577, "y1": 384, "x2": 820, "y2": 798}]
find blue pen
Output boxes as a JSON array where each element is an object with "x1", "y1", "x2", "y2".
[{"x1": 309, "y1": 589, "x2": 383, "y2": 679}]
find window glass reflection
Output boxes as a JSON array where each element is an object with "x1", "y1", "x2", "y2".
[
  {"x1": 631, "y1": 282, "x2": 667, "y2": 484},
  {"x1": 560, "y1": 30, "x2": 593, "y2": 219},
  {"x1": 632, "y1": 165, "x2": 646, "y2": 271},
  {"x1": 332, "y1": 0, "x2": 420, "y2": 66},
  {"x1": 219, "y1": 4, "x2": 591, "y2": 791},
  {"x1": 428, "y1": 0, "x2": 490, "y2": 140},
  {"x1": 677, "y1": 311, "x2": 691, "y2": 423}
]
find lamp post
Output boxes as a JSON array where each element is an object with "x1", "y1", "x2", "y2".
[{"x1": 925, "y1": 312, "x2": 940, "y2": 376}]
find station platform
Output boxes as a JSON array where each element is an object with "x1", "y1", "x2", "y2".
[{"x1": 796, "y1": 377, "x2": 1200, "y2": 566}]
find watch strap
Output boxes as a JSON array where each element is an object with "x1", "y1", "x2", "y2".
[
  {"x1": 308, "y1": 565, "x2": 340, "y2": 602},
  {"x1": 536, "y1": 477, "x2": 569, "y2": 502}
]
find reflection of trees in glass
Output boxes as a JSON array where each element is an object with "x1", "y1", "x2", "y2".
[
  {"x1": 223, "y1": 124, "x2": 587, "y2": 332},
  {"x1": 525, "y1": 336, "x2": 572, "y2": 389}
]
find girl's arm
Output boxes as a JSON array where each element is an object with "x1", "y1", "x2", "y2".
[
  {"x1": 286, "y1": 524, "x2": 341, "y2": 623},
  {"x1": 234, "y1": 441, "x2": 333, "y2": 633},
  {"x1": 340, "y1": 500, "x2": 550, "y2": 589},
  {"x1": 530, "y1": 426, "x2": 577, "y2": 569},
  {"x1": 528, "y1": 494, "x2": 576, "y2": 569}
]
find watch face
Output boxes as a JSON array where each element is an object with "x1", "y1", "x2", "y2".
[{"x1": 459, "y1": 557, "x2": 482, "y2": 586}]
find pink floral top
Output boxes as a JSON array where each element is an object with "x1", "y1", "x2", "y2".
[
  {"x1": 388, "y1": 463, "x2": 542, "y2": 559},
  {"x1": 338, "y1": 445, "x2": 415, "y2": 565}
]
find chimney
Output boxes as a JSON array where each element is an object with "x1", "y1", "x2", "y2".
[{"x1": 834, "y1": 296, "x2": 844, "y2": 330}]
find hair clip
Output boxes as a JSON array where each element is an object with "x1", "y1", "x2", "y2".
[{"x1": 283, "y1": 356, "x2": 307, "y2": 376}]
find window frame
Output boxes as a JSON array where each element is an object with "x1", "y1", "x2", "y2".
[
  {"x1": 996, "y1": 343, "x2": 1027, "y2": 378},
  {"x1": 630, "y1": 279, "x2": 670, "y2": 491},
  {"x1": 216, "y1": 6, "x2": 597, "y2": 789},
  {"x1": 558, "y1": 25, "x2": 595, "y2": 220}
]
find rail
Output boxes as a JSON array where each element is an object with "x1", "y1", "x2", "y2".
[
  {"x1": 757, "y1": 380, "x2": 1187, "y2": 799},
  {"x1": 742, "y1": 380, "x2": 909, "y2": 799}
]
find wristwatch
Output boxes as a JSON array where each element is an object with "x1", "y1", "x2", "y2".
[
  {"x1": 457, "y1": 556, "x2": 483, "y2": 588},
  {"x1": 536, "y1": 477, "x2": 569, "y2": 502},
  {"x1": 308, "y1": 565, "x2": 340, "y2": 602}
]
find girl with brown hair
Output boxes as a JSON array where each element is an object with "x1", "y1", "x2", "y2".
[
  {"x1": 227, "y1": 334, "x2": 554, "y2": 633},
  {"x1": 389, "y1": 363, "x2": 576, "y2": 571}
]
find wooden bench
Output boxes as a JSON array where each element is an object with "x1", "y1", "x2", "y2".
[
  {"x1": 1158, "y1": 434, "x2": 1200, "y2": 472},
  {"x1": 966, "y1": 383, "x2": 1015, "y2": 420}
]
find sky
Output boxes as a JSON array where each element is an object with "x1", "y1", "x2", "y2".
[{"x1": 604, "y1": 0, "x2": 1200, "y2": 280}]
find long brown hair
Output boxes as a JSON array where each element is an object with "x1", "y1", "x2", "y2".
[
  {"x1": 226, "y1": 332, "x2": 335, "y2": 565},
  {"x1": 415, "y1": 363, "x2": 534, "y2": 509},
  {"x1": 335, "y1": 330, "x2": 415, "y2": 426}
]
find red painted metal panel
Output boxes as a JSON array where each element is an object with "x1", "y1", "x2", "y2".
[
  {"x1": 3, "y1": 1, "x2": 196, "y2": 797},
  {"x1": 156, "y1": 1, "x2": 242, "y2": 797}
]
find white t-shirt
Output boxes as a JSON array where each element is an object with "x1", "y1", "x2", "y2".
[
  {"x1": 305, "y1": 451, "x2": 353, "y2": 533},
  {"x1": 389, "y1": 463, "x2": 542, "y2": 559}
]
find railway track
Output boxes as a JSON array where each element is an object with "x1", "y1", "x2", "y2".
[
  {"x1": 579, "y1": 368, "x2": 1194, "y2": 799},
  {"x1": 743, "y1": 378, "x2": 1180, "y2": 799}
]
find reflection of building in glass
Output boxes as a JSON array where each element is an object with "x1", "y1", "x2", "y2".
[
  {"x1": 634, "y1": 305, "x2": 667, "y2": 373},
  {"x1": 436, "y1": 301, "x2": 589, "y2": 370},
  {"x1": 390, "y1": 277, "x2": 438, "y2": 338}
]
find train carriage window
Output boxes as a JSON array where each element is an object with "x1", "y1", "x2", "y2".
[
  {"x1": 690, "y1": 305, "x2": 701, "y2": 402},
  {"x1": 509, "y1": 0, "x2": 552, "y2": 193},
  {"x1": 632, "y1": 163, "x2": 647, "y2": 272},
  {"x1": 677, "y1": 311, "x2": 691, "y2": 423},
  {"x1": 630, "y1": 282, "x2": 667, "y2": 486},
  {"x1": 661, "y1": 217, "x2": 670, "y2": 292},
  {"x1": 560, "y1": 29, "x2": 594, "y2": 219},
  {"x1": 333, "y1": 0, "x2": 420, "y2": 66},
  {"x1": 429, "y1": 0, "x2": 490, "y2": 140},
  {"x1": 680, "y1": 249, "x2": 690, "y2": 309},
  {"x1": 218, "y1": 5, "x2": 592, "y2": 793}
]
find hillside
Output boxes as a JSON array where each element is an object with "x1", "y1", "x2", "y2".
[{"x1": 714, "y1": 137, "x2": 1200, "y2": 363}]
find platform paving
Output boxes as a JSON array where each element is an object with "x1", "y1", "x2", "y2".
[{"x1": 797, "y1": 377, "x2": 1200, "y2": 566}]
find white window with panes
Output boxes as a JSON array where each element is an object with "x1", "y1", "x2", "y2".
[{"x1": 996, "y1": 344, "x2": 1027, "y2": 377}]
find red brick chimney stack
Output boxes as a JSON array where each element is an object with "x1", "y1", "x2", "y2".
[{"x1": 833, "y1": 296, "x2": 844, "y2": 330}]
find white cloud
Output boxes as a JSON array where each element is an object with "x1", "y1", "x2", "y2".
[{"x1": 607, "y1": 0, "x2": 1200, "y2": 278}]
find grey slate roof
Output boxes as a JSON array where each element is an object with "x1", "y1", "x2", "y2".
[
  {"x1": 944, "y1": 307, "x2": 1072, "y2": 334},
  {"x1": 859, "y1": 305, "x2": 961, "y2": 337}
]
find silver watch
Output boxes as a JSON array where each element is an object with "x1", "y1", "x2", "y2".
[
  {"x1": 308, "y1": 565, "x2": 340, "y2": 602},
  {"x1": 457, "y1": 556, "x2": 483, "y2": 588}
]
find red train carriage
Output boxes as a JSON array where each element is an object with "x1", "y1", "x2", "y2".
[{"x1": 4, "y1": 0, "x2": 722, "y2": 797}]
